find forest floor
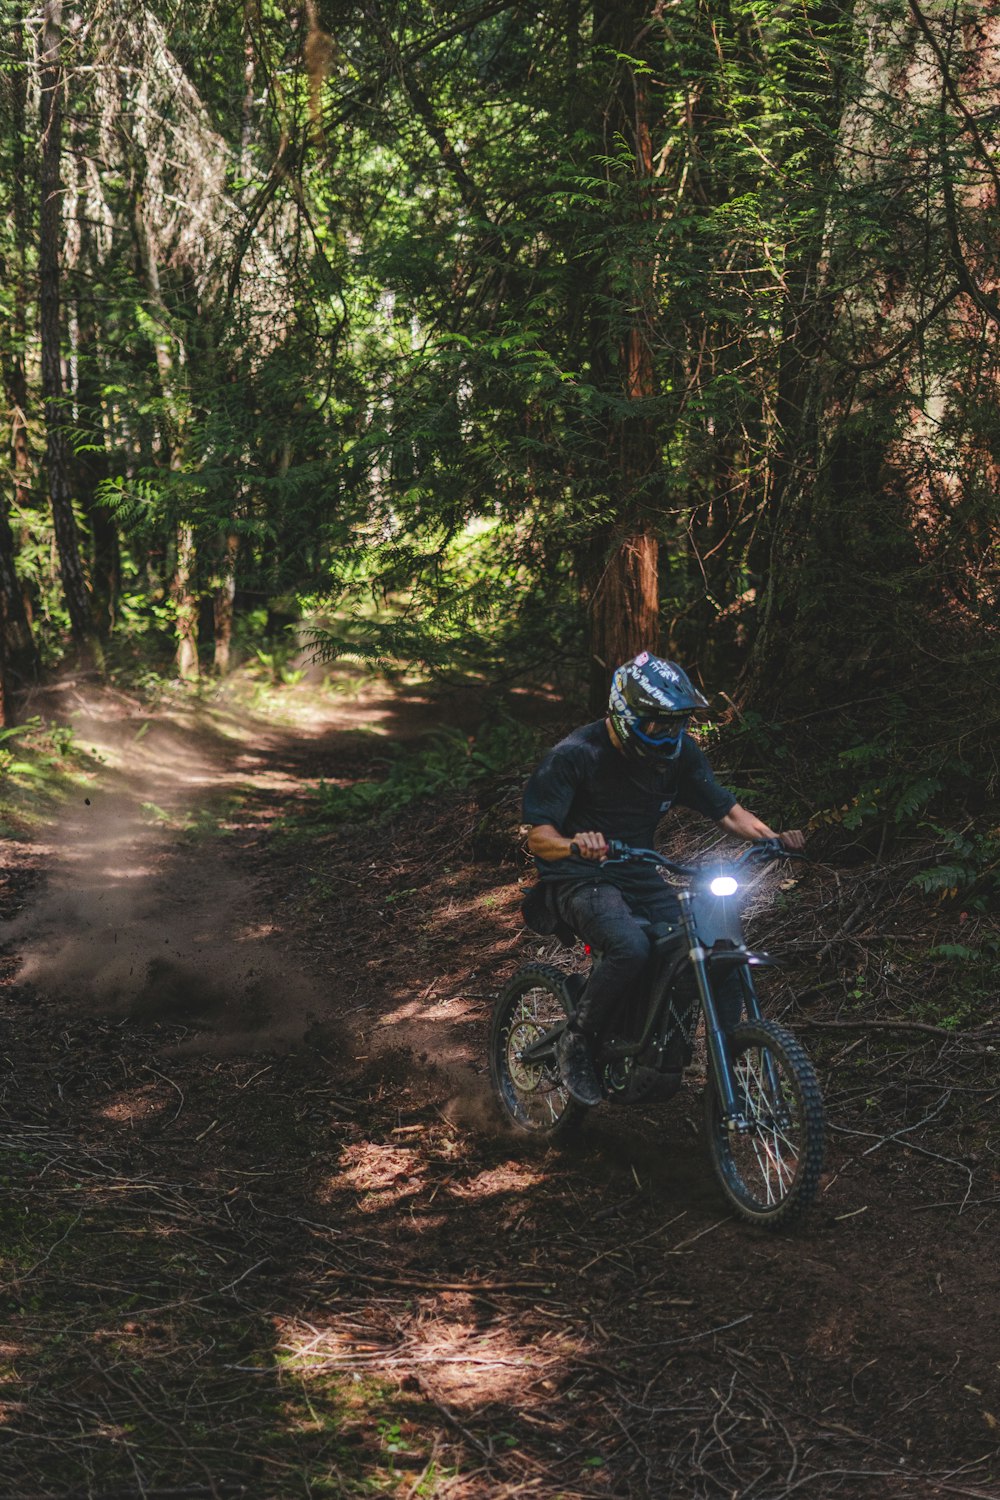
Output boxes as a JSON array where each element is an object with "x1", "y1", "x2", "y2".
[{"x1": 0, "y1": 668, "x2": 997, "y2": 1500}]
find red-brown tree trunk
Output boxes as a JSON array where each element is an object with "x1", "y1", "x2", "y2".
[{"x1": 586, "y1": 4, "x2": 661, "y2": 713}]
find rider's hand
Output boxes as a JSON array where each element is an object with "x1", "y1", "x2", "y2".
[
  {"x1": 571, "y1": 830, "x2": 608, "y2": 861},
  {"x1": 778, "y1": 829, "x2": 806, "y2": 851}
]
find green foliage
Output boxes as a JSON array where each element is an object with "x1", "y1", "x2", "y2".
[
  {"x1": 300, "y1": 714, "x2": 541, "y2": 826},
  {"x1": 830, "y1": 741, "x2": 944, "y2": 831},
  {"x1": 252, "y1": 645, "x2": 305, "y2": 687},
  {"x1": 913, "y1": 932, "x2": 1000, "y2": 1029},
  {"x1": 911, "y1": 826, "x2": 1000, "y2": 911},
  {"x1": 0, "y1": 718, "x2": 96, "y2": 832},
  {"x1": 928, "y1": 943, "x2": 980, "y2": 962},
  {"x1": 0, "y1": 718, "x2": 77, "y2": 778}
]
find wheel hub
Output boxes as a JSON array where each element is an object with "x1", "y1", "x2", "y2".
[{"x1": 507, "y1": 1022, "x2": 545, "y2": 1093}]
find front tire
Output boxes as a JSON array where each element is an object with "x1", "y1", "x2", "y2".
[
  {"x1": 489, "y1": 966, "x2": 587, "y2": 1140},
  {"x1": 704, "y1": 1019, "x2": 825, "y2": 1227}
]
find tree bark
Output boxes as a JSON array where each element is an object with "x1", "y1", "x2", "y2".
[
  {"x1": 133, "y1": 194, "x2": 199, "y2": 680},
  {"x1": 72, "y1": 145, "x2": 120, "y2": 636},
  {"x1": 172, "y1": 522, "x2": 199, "y2": 680},
  {"x1": 38, "y1": 0, "x2": 96, "y2": 655},
  {"x1": 0, "y1": 8, "x2": 42, "y2": 705},
  {"x1": 212, "y1": 531, "x2": 239, "y2": 675},
  {"x1": 587, "y1": 532, "x2": 660, "y2": 708},
  {"x1": 585, "y1": 3, "x2": 662, "y2": 712}
]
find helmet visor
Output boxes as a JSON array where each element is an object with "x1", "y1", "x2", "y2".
[{"x1": 632, "y1": 714, "x2": 690, "y2": 748}]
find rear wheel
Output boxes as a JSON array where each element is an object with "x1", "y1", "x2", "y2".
[
  {"x1": 489, "y1": 966, "x2": 587, "y2": 1139},
  {"x1": 704, "y1": 1019, "x2": 825, "y2": 1227}
]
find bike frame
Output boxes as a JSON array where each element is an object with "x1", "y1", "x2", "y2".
[{"x1": 521, "y1": 841, "x2": 792, "y2": 1128}]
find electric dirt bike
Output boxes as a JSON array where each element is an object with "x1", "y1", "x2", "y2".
[{"x1": 489, "y1": 839, "x2": 825, "y2": 1227}]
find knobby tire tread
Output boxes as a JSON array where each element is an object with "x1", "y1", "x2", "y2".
[
  {"x1": 490, "y1": 964, "x2": 587, "y2": 1141},
  {"x1": 705, "y1": 1018, "x2": 825, "y2": 1229}
]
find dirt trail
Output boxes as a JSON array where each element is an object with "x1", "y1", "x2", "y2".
[
  {"x1": 8, "y1": 684, "x2": 343, "y2": 1050},
  {"x1": 1, "y1": 678, "x2": 998, "y2": 1499}
]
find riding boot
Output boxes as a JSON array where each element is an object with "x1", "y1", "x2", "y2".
[
  {"x1": 555, "y1": 1024, "x2": 603, "y2": 1107},
  {"x1": 570, "y1": 969, "x2": 613, "y2": 1034}
]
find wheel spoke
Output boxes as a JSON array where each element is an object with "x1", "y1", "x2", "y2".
[
  {"x1": 738, "y1": 1050, "x2": 801, "y2": 1158},
  {"x1": 706, "y1": 1020, "x2": 824, "y2": 1224},
  {"x1": 494, "y1": 981, "x2": 575, "y2": 1133}
]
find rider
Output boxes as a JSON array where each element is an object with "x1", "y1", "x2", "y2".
[{"x1": 521, "y1": 652, "x2": 804, "y2": 1106}]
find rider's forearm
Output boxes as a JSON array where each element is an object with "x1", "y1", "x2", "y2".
[
  {"x1": 717, "y1": 803, "x2": 778, "y2": 842},
  {"x1": 718, "y1": 804, "x2": 806, "y2": 850},
  {"x1": 527, "y1": 824, "x2": 607, "y2": 862}
]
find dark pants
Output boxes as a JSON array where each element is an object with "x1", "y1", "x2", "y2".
[{"x1": 552, "y1": 876, "x2": 742, "y2": 1038}]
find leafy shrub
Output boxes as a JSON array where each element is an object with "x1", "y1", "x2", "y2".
[
  {"x1": 0, "y1": 719, "x2": 77, "y2": 780},
  {"x1": 911, "y1": 825, "x2": 1000, "y2": 910}
]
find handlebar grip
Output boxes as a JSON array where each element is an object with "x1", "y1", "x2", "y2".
[
  {"x1": 749, "y1": 837, "x2": 807, "y2": 861},
  {"x1": 570, "y1": 838, "x2": 621, "y2": 860}
]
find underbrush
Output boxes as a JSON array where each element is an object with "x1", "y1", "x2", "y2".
[
  {"x1": 293, "y1": 714, "x2": 543, "y2": 828},
  {"x1": 0, "y1": 718, "x2": 101, "y2": 833},
  {"x1": 714, "y1": 700, "x2": 1000, "y2": 1032}
]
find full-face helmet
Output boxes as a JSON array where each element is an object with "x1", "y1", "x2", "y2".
[{"x1": 608, "y1": 652, "x2": 710, "y2": 761}]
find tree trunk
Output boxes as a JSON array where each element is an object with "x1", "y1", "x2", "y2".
[
  {"x1": 212, "y1": 531, "x2": 239, "y2": 676},
  {"x1": 172, "y1": 522, "x2": 199, "y2": 680},
  {"x1": 133, "y1": 195, "x2": 199, "y2": 680},
  {"x1": 0, "y1": 9, "x2": 41, "y2": 705},
  {"x1": 72, "y1": 145, "x2": 120, "y2": 636},
  {"x1": 0, "y1": 259, "x2": 40, "y2": 693},
  {"x1": 587, "y1": 532, "x2": 660, "y2": 710},
  {"x1": 585, "y1": 3, "x2": 662, "y2": 713},
  {"x1": 38, "y1": 0, "x2": 96, "y2": 656}
]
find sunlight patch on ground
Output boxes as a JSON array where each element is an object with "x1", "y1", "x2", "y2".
[
  {"x1": 318, "y1": 1144, "x2": 549, "y2": 1218},
  {"x1": 332, "y1": 1143, "x2": 424, "y2": 1211},
  {"x1": 97, "y1": 863, "x2": 160, "y2": 881},
  {"x1": 374, "y1": 996, "x2": 450, "y2": 1027},
  {"x1": 237, "y1": 922, "x2": 279, "y2": 941},
  {"x1": 100, "y1": 1084, "x2": 173, "y2": 1126},
  {"x1": 418, "y1": 996, "x2": 482, "y2": 1021},
  {"x1": 444, "y1": 1162, "x2": 549, "y2": 1198},
  {"x1": 272, "y1": 1312, "x2": 575, "y2": 1407}
]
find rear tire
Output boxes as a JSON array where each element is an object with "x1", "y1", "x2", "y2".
[
  {"x1": 489, "y1": 966, "x2": 587, "y2": 1140},
  {"x1": 704, "y1": 1019, "x2": 825, "y2": 1227}
]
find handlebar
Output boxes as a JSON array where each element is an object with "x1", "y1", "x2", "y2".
[{"x1": 595, "y1": 836, "x2": 805, "y2": 875}]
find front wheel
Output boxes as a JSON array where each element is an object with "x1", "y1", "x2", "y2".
[
  {"x1": 704, "y1": 1019, "x2": 825, "y2": 1228},
  {"x1": 489, "y1": 965, "x2": 587, "y2": 1140}
]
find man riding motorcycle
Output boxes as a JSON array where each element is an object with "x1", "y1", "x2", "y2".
[{"x1": 521, "y1": 652, "x2": 804, "y2": 1106}]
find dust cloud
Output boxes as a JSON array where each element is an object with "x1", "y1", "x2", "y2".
[{"x1": 9, "y1": 685, "x2": 332, "y2": 1052}]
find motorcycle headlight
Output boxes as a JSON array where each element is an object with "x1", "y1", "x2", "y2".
[{"x1": 709, "y1": 875, "x2": 739, "y2": 897}]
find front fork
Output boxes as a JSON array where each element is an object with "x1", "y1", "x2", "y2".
[{"x1": 678, "y1": 890, "x2": 770, "y2": 1132}]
